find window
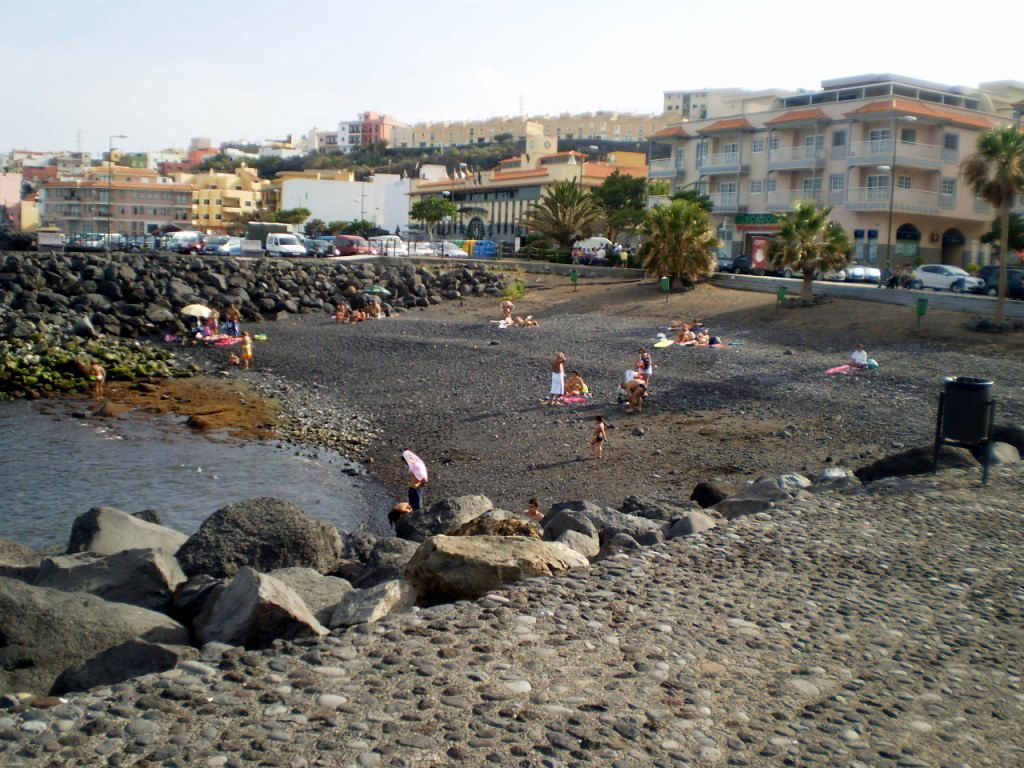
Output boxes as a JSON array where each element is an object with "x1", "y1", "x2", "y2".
[
  {"x1": 752, "y1": 138, "x2": 765, "y2": 153},
  {"x1": 941, "y1": 177, "x2": 956, "y2": 196},
  {"x1": 900, "y1": 128, "x2": 916, "y2": 144},
  {"x1": 766, "y1": 178, "x2": 777, "y2": 192},
  {"x1": 768, "y1": 137, "x2": 780, "y2": 151},
  {"x1": 943, "y1": 133, "x2": 959, "y2": 151},
  {"x1": 897, "y1": 175, "x2": 912, "y2": 190},
  {"x1": 749, "y1": 179, "x2": 762, "y2": 194},
  {"x1": 830, "y1": 174, "x2": 844, "y2": 192},
  {"x1": 867, "y1": 175, "x2": 889, "y2": 201},
  {"x1": 832, "y1": 130, "x2": 847, "y2": 147}
]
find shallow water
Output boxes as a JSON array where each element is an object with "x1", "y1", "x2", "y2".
[{"x1": 0, "y1": 400, "x2": 387, "y2": 550}]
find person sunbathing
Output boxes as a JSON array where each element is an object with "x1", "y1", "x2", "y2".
[
  {"x1": 676, "y1": 329, "x2": 697, "y2": 345},
  {"x1": 565, "y1": 370, "x2": 587, "y2": 396},
  {"x1": 513, "y1": 315, "x2": 539, "y2": 327},
  {"x1": 334, "y1": 304, "x2": 350, "y2": 324},
  {"x1": 693, "y1": 330, "x2": 711, "y2": 346},
  {"x1": 350, "y1": 309, "x2": 367, "y2": 323},
  {"x1": 367, "y1": 301, "x2": 382, "y2": 319}
]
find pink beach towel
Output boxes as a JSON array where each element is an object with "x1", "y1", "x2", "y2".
[
  {"x1": 825, "y1": 365, "x2": 854, "y2": 375},
  {"x1": 559, "y1": 396, "x2": 588, "y2": 404}
]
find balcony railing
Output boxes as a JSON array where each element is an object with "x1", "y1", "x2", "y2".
[
  {"x1": 767, "y1": 145, "x2": 824, "y2": 170},
  {"x1": 699, "y1": 152, "x2": 748, "y2": 175},
  {"x1": 708, "y1": 192, "x2": 740, "y2": 211},
  {"x1": 846, "y1": 187, "x2": 942, "y2": 214},
  {"x1": 974, "y1": 199, "x2": 990, "y2": 214},
  {"x1": 765, "y1": 189, "x2": 824, "y2": 211},
  {"x1": 649, "y1": 157, "x2": 684, "y2": 179},
  {"x1": 846, "y1": 140, "x2": 943, "y2": 170}
]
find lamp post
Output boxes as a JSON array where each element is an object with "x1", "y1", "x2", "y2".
[
  {"x1": 107, "y1": 134, "x2": 126, "y2": 254},
  {"x1": 879, "y1": 115, "x2": 916, "y2": 270}
]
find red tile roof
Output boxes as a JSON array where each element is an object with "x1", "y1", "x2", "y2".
[
  {"x1": 765, "y1": 108, "x2": 830, "y2": 126},
  {"x1": 700, "y1": 117, "x2": 753, "y2": 133},
  {"x1": 845, "y1": 98, "x2": 995, "y2": 130},
  {"x1": 582, "y1": 164, "x2": 647, "y2": 180},
  {"x1": 649, "y1": 125, "x2": 689, "y2": 139}
]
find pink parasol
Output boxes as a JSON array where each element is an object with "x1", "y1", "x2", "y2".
[{"x1": 402, "y1": 450, "x2": 429, "y2": 482}]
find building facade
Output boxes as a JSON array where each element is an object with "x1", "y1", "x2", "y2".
[
  {"x1": 176, "y1": 166, "x2": 265, "y2": 233},
  {"x1": 40, "y1": 165, "x2": 192, "y2": 235},
  {"x1": 263, "y1": 169, "x2": 410, "y2": 233},
  {"x1": 409, "y1": 135, "x2": 648, "y2": 243},
  {"x1": 393, "y1": 112, "x2": 669, "y2": 150},
  {"x1": 336, "y1": 112, "x2": 404, "y2": 153},
  {"x1": 649, "y1": 75, "x2": 1024, "y2": 267}
]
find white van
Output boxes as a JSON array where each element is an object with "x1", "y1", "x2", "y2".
[
  {"x1": 265, "y1": 233, "x2": 307, "y2": 258},
  {"x1": 368, "y1": 235, "x2": 408, "y2": 256}
]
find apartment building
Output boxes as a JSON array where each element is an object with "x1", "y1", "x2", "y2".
[
  {"x1": 662, "y1": 88, "x2": 795, "y2": 121},
  {"x1": 263, "y1": 169, "x2": 410, "y2": 232},
  {"x1": 39, "y1": 165, "x2": 192, "y2": 235},
  {"x1": 409, "y1": 135, "x2": 647, "y2": 243},
  {"x1": 393, "y1": 112, "x2": 668, "y2": 150},
  {"x1": 176, "y1": 165, "x2": 266, "y2": 233},
  {"x1": 336, "y1": 112, "x2": 404, "y2": 153},
  {"x1": 649, "y1": 75, "x2": 1024, "y2": 267}
]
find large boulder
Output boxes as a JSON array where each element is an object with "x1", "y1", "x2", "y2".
[
  {"x1": 666, "y1": 511, "x2": 718, "y2": 539},
  {"x1": 0, "y1": 576, "x2": 189, "y2": 694},
  {"x1": 0, "y1": 538, "x2": 41, "y2": 581},
  {"x1": 854, "y1": 446, "x2": 979, "y2": 483},
  {"x1": 992, "y1": 424, "x2": 1024, "y2": 454},
  {"x1": 350, "y1": 538, "x2": 419, "y2": 589},
  {"x1": 66, "y1": 506, "x2": 187, "y2": 556},
  {"x1": 690, "y1": 481, "x2": 732, "y2": 509},
  {"x1": 404, "y1": 535, "x2": 588, "y2": 601},
  {"x1": 329, "y1": 579, "x2": 417, "y2": 628},
  {"x1": 32, "y1": 548, "x2": 186, "y2": 610},
  {"x1": 713, "y1": 476, "x2": 797, "y2": 520},
  {"x1": 554, "y1": 529, "x2": 600, "y2": 559},
  {"x1": 268, "y1": 567, "x2": 352, "y2": 625},
  {"x1": 195, "y1": 567, "x2": 328, "y2": 648},
  {"x1": 448, "y1": 510, "x2": 541, "y2": 539},
  {"x1": 988, "y1": 441, "x2": 1021, "y2": 465},
  {"x1": 50, "y1": 640, "x2": 198, "y2": 696},
  {"x1": 542, "y1": 501, "x2": 665, "y2": 545},
  {"x1": 176, "y1": 498, "x2": 343, "y2": 578},
  {"x1": 395, "y1": 495, "x2": 494, "y2": 542},
  {"x1": 618, "y1": 495, "x2": 696, "y2": 521},
  {"x1": 333, "y1": 531, "x2": 379, "y2": 582},
  {"x1": 171, "y1": 574, "x2": 226, "y2": 629}
]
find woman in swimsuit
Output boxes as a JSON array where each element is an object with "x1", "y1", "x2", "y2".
[{"x1": 590, "y1": 415, "x2": 609, "y2": 459}]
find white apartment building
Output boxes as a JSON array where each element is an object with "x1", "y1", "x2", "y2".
[
  {"x1": 649, "y1": 74, "x2": 1024, "y2": 267},
  {"x1": 273, "y1": 173, "x2": 410, "y2": 232}
]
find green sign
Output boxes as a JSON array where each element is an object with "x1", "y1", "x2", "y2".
[{"x1": 734, "y1": 213, "x2": 779, "y2": 227}]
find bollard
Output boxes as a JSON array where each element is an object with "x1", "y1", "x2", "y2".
[
  {"x1": 570, "y1": 268, "x2": 578, "y2": 292},
  {"x1": 916, "y1": 297, "x2": 928, "y2": 329},
  {"x1": 660, "y1": 275, "x2": 670, "y2": 302}
]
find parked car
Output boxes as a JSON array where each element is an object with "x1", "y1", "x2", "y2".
[
  {"x1": 165, "y1": 231, "x2": 205, "y2": 254},
  {"x1": 911, "y1": 264, "x2": 984, "y2": 292},
  {"x1": 204, "y1": 237, "x2": 241, "y2": 256},
  {"x1": 65, "y1": 233, "x2": 106, "y2": 252},
  {"x1": 265, "y1": 233, "x2": 307, "y2": 258},
  {"x1": 304, "y1": 238, "x2": 338, "y2": 257},
  {"x1": 730, "y1": 254, "x2": 764, "y2": 275},
  {"x1": 333, "y1": 235, "x2": 374, "y2": 256},
  {"x1": 368, "y1": 235, "x2": 408, "y2": 256},
  {"x1": 844, "y1": 264, "x2": 882, "y2": 283},
  {"x1": 978, "y1": 267, "x2": 1024, "y2": 299},
  {"x1": 430, "y1": 241, "x2": 469, "y2": 258},
  {"x1": 715, "y1": 250, "x2": 734, "y2": 272},
  {"x1": 202, "y1": 236, "x2": 230, "y2": 254},
  {"x1": 776, "y1": 266, "x2": 847, "y2": 281}
]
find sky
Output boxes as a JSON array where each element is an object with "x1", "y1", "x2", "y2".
[{"x1": 3, "y1": 0, "x2": 1021, "y2": 156}]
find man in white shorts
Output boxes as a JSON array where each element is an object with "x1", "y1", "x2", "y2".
[{"x1": 548, "y1": 352, "x2": 567, "y2": 403}]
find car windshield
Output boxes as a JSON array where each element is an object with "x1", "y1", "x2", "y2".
[
  {"x1": 277, "y1": 236, "x2": 299, "y2": 245},
  {"x1": 207, "y1": 237, "x2": 228, "y2": 245}
]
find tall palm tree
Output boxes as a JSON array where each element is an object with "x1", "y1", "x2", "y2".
[
  {"x1": 519, "y1": 180, "x2": 603, "y2": 254},
  {"x1": 962, "y1": 126, "x2": 1024, "y2": 326},
  {"x1": 640, "y1": 199, "x2": 718, "y2": 286},
  {"x1": 768, "y1": 201, "x2": 851, "y2": 302}
]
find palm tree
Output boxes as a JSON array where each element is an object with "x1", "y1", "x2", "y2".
[
  {"x1": 640, "y1": 199, "x2": 718, "y2": 286},
  {"x1": 768, "y1": 201, "x2": 851, "y2": 302},
  {"x1": 519, "y1": 180, "x2": 603, "y2": 254},
  {"x1": 962, "y1": 126, "x2": 1024, "y2": 326}
]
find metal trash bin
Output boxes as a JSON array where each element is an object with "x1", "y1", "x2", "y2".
[{"x1": 933, "y1": 376, "x2": 996, "y2": 484}]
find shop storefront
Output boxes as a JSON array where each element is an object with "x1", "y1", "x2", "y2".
[{"x1": 733, "y1": 213, "x2": 779, "y2": 258}]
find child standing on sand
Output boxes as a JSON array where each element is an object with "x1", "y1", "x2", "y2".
[
  {"x1": 89, "y1": 361, "x2": 105, "y2": 399},
  {"x1": 241, "y1": 332, "x2": 253, "y2": 370},
  {"x1": 590, "y1": 415, "x2": 608, "y2": 459}
]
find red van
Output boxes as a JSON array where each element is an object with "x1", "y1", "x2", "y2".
[{"x1": 334, "y1": 235, "x2": 374, "y2": 256}]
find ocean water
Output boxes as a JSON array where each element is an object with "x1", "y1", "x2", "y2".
[{"x1": 0, "y1": 400, "x2": 388, "y2": 550}]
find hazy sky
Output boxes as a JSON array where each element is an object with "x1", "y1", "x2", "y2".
[{"x1": 4, "y1": 0, "x2": 1021, "y2": 156}]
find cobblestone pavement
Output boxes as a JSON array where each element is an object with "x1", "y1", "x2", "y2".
[{"x1": 2, "y1": 467, "x2": 1021, "y2": 768}]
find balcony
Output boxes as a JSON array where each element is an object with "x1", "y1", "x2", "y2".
[
  {"x1": 698, "y1": 151, "x2": 749, "y2": 176},
  {"x1": 649, "y1": 157, "x2": 684, "y2": 179},
  {"x1": 765, "y1": 189, "x2": 824, "y2": 211},
  {"x1": 647, "y1": 195, "x2": 671, "y2": 208},
  {"x1": 708, "y1": 192, "x2": 742, "y2": 212},
  {"x1": 846, "y1": 187, "x2": 941, "y2": 215},
  {"x1": 974, "y1": 199, "x2": 990, "y2": 215},
  {"x1": 767, "y1": 145, "x2": 824, "y2": 171},
  {"x1": 846, "y1": 140, "x2": 943, "y2": 170}
]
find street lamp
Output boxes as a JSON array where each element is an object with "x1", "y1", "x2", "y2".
[
  {"x1": 107, "y1": 134, "x2": 126, "y2": 254},
  {"x1": 879, "y1": 115, "x2": 916, "y2": 270}
]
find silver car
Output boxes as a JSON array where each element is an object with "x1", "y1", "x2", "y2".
[
  {"x1": 911, "y1": 264, "x2": 984, "y2": 293},
  {"x1": 845, "y1": 264, "x2": 882, "y2": 283}
]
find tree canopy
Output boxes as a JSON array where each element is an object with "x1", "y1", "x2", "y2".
[
  {"x1": 670, "y1": 188, "x2": 714, "y2": 212},
  {"x1": 962, "y1": 126, "x2": 1024, "y2": 325},
  {"x1": 981, "y1": 212, "x2": 1024, "y2": 254},
  {"x1": 519, "y1": 180, "x2": 603, "y2": 253},
  {"x1": 640, "y1": 200, "x2": 718, "y2": 286},
  {"x1": 591, "y1": 170, "x2": 647, "y2": 243},
  {"x1": 411, "y1": 197, "x2": 459, "y2": 240},
  {"x1": 768, "y1": 201, "x2": 851, "y2": 302},
  {"x1": 271, "y1": 208, "x2": 312, "y2": 225}
]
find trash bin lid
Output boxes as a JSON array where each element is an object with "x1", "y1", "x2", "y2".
[{"x1": 944, "y1": 376, "x2": 993, "y2": 389}]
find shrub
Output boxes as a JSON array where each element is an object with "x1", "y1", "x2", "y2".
[
  {"x1": 965, "y1": 262, "x2": 980, "y2": 275},
  {"x1": 503, "y1": 279, "x2": 526, "y2": 299}
]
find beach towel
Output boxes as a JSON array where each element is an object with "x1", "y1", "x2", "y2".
[
  {"x1": 654, "y1": 339, "x2": 675, "y2": 349},
  {"x1": 213, "y1": 337, "x2": 243, "y2": 347},
  {"x1": 559, "y1": 395, "x2": 588, "y2": 404},
  {"x1": 825, "y1": 365, "x2": 854, "y2": 375}
]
